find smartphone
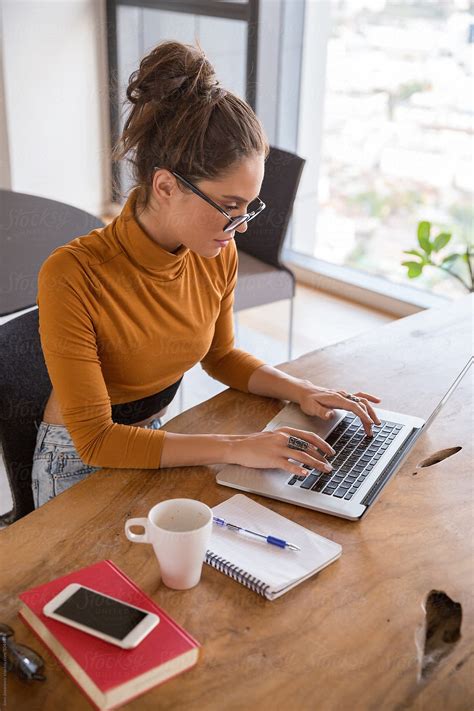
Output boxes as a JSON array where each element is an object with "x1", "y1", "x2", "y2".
[{"x1": 43, "y1": 584, "x2": 160, "y2": 649}]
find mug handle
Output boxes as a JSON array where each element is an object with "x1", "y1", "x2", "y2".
[{"x1": 124, "y1": 517, "x2": 149, "y2": 543}]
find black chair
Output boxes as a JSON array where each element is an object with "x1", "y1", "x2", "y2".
[
  {"x1": 0, "y1": 309, "x2": 52, "y2": 524},
  {"x1": 0, "y1": 189, "x2": 104, "y2": 316},
  {"x1": 233, "y1": 146, "x2": 305, "y2": 360}
]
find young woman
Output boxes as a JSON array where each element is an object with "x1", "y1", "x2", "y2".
[{"x1": 31, "y1": 41, "x2": 381, "y2": 509}]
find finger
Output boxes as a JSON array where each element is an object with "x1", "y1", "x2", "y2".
[
  {"x1": 278, "y1": 427, "x2": 335, "y2": 456},
  {"x1": 359, "y1": 397, "x2": 381, "y2": 425},
  {"x1": 286, "y1": 449, "x2": 333, "y2": 472},
  {"x1": 356, "y1": 401, "x2": 376, "y2": 436},
  {"x1": 302, "y1": 397, "x2": 334, "y2": 420},
  {"x1": 281, "y1": 459, "x2": 314, "y2": 478},
  {"x1": 285, "y1": 451, "x2": 333, "y2": 474},
  {"x1": 286, "y1": 439, "x2": 335, "y2": 465},
  {"x1": 358, "y1": 403, "x2": 374, "y2": 436},
  {"x1": 354, "y1": 391, "x2": 382, "y2": 403},
  {"x1": 321, "y1": 406, "x2": 335, "y2": 419},
  {"x1": 278, "y1": 426, "x2": 335, "y2": 455},
  {"x1": 334, "y1": 394, "x2": 374, "y2": 434}
]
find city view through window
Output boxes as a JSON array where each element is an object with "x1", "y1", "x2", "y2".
[{"x1": 313, "y1": 0, "x2": 473, "y2": 299}]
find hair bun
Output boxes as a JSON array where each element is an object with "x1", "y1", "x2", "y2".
[
  {"x1": 113, "y1": 39, "x2": 268, "y2": 208},
  {"x1": 126, "y1": 41, "x2": 222, "y2": 108}
]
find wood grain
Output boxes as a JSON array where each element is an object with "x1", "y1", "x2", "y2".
[{"x1": 1, "y1": 294, "x2": 472, "y2": 711}]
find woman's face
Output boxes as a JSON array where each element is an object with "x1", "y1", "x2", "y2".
[{"x1": 152, "y1": 152, "x2": 265, "y2": 258}]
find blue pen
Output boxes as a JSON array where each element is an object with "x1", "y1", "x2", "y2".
[{"x1": 213, "y1": 516, "x2": 301, "y2": 551}]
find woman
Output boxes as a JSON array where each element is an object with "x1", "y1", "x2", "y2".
[{"x1": 31, "y1": 40, "x2": 381, "y2": 509}]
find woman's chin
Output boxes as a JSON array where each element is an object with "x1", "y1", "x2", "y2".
[
  {"x1": 210, "y1": 245, "x2": 223, "y2": 258},
  {"x1": 194, "y1": 243, "x2": 224, "y2": 258},
  {"x1": 189, "y1": 238, "x2": 230, "y2": 259}
]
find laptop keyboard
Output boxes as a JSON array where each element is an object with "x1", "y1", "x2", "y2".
[{"x1": 286, "y1": 413, "x2": 403, "y2": 501}]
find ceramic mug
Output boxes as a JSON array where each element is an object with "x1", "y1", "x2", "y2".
[{"x1": 124, "y1": 498, "x2": 213, "y2": 590}]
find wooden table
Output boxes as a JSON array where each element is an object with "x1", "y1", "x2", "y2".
[{"x1": 1, "y1": 294, "x2": 472, "y2": 711}]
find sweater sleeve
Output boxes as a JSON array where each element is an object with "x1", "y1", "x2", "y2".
[
  {"x1": 200, "y1": 240, "x2": 266, "y2": 391},
  {"x1": 37, "y1": 251, "x2": 166, "y2": 469}
]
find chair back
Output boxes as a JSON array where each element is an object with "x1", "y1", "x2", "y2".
[
  {"x1": 0, "y1": 189, "x2": 104, "y2": 316},
  {"x1": 0, "y1": 309, "x2": 51, "y2": 523},
  {"x1": 235, "y1": 146, "x2": 305, "y2": 269}
]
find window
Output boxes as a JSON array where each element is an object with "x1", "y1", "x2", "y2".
[{"x1": 296, "y1": 0, "x2": 473, "y2": 300}]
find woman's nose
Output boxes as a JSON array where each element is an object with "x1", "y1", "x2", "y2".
[{"x1": 236, "y1": 220, "x2": 248, "y2": 234}]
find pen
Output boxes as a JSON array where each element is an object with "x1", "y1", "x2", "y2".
[{"x1": 212, "y1": 516, "x2": 301, "y2": 551}]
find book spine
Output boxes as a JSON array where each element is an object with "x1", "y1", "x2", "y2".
[
  {"x1": 18, "y1": 606, "x2": 105, "y2": 711},
  {"x1": 205, "y1": 553, "x2": 270, "y2": 598}
]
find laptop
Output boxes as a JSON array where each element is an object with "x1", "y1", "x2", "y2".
[{"x1": 216, "y1": 359, "x2": 472, "y2": 521}]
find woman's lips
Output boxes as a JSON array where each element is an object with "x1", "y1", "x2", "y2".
[{"x1": 215, "y1": 239, "x2": 231, "y2": 247}]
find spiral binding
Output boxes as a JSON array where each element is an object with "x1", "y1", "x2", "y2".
[{"x1": 205, "y1": 552, "x2": 270, "y2": 598}]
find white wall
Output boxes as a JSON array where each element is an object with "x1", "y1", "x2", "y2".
[
  {"x1": 0, "y1": 3, "x2": 11, "y2": 189},
  {"x1": 1, "y1": 0, "x2": 110, "y2": 216}
]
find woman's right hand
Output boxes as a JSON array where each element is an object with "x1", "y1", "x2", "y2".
[{"x1": 229, "y1": 426, "x2": 335, "y2": 477}]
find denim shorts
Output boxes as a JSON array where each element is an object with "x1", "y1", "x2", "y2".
[{"x1": 31, "y1": 417, "x2": 162, "y2": 510}]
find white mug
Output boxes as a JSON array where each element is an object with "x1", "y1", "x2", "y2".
[{"x1": 124, "y1": 499, "x2": 213, "y2": 590}]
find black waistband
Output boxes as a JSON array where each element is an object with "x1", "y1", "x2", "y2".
[{"x1": 111, "y1": 376, "x2": 183, "y2": 425}]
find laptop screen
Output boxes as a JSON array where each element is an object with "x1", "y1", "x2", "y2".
[{"x1": 421, "y1": 357, "x2": 472, "y2": 433}]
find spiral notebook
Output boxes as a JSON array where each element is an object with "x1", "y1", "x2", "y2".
[{"x1": 204, "y1": 494, "x2": 342, "y2": 600}]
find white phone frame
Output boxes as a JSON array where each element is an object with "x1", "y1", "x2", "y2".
[{"x1": 43, "y1": 583, "x2": 160, "y2": 649}]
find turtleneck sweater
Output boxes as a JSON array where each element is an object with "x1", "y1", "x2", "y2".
[{"x1": 36, "y1": 187, "x2": 266, "y2": 468}]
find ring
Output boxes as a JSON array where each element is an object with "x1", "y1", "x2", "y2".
[
  {"x1": 288, "y1": 435, "x2": 310, "y2": 451},
  {"x1": 345, "y1": 394, "x2": 361, "y2": 403}
]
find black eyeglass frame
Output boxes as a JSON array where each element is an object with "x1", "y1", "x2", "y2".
[{"x1": 153, "y1": 167, "x2": 266, "y2": 233}]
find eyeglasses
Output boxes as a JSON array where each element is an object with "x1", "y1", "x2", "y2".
[
  {"x1": 153, "y1": 167, "x2": 266, "y2": 233},
  {"x1": 0, "y1": 623, "x2": 46, "y2": 681}
]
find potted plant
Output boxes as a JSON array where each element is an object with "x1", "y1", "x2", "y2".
[{"x1": 402, "y1": 221, "x2": 473, "y2": 293}]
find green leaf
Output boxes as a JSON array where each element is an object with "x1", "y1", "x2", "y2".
[
  {"x1": 402, "y1": 261, "x2": 423, "y2": 278},
  {"x1": 432, "y1": 232, "x2": 451, "y2": 252},
  {"x1": 441, "y1": 253, "x2": 462, "y2": 265},
  {"x1": 417, "y1": 221, "x2": 432, "y2": 254},
  {"x1": 402, "y1": 249, "x2": 425, "y2": 260}
]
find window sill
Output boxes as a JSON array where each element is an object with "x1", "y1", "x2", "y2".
[{"x1": 282, "y1": 248, "x2": 449, "y2": 318}]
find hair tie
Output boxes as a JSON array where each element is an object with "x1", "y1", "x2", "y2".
[
  {"x1": 209, "y1": 85, "x2": 227, "y2": 104},
  {"x1": 166, "y1": 75, "x2": 189, "y2": 93},
  {"x1": 143, "y1": 75, "x2": 189, "y2": 104}
]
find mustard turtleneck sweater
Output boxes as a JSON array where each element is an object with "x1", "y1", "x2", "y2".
[{"x1": 36, "y1": 188, "x2": 266, "y2": 468}]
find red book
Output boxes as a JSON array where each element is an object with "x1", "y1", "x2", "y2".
[{"x1": 18, "y1": 559, "x2": 200, "y2": 710}]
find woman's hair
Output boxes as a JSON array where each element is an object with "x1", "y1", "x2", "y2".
[{"x1": 112, "y1": 40, "x2": 269, "y2": 210}]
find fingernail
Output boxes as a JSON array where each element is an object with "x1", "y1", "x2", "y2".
[{"x1": 324, "y1": 463, "x2": 333, "y2": 471}]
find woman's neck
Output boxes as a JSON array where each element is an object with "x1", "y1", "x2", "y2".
[{"x1": 134, "y1": 198, "x2": 182, "y2": 254}]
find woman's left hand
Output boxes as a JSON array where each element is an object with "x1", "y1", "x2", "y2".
[{"x1": 298, "y1": 383, "x2": 382, "y2": 436}]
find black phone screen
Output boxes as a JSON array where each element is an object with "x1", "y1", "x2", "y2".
[{"x1": 53, "y1": 587, "x2": 148, "y2": 640}]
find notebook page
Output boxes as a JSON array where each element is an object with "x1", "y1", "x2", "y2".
[{"x1": 208, "y1": 495, "x2": 341, "y2": 593}]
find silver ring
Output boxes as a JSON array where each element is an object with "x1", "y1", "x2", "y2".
[
  {"x1": 288, "y1": 435, "x2": 309, "y2": 451},
  {"x1": 346, "y1": 394, "x2": 361, "y2": 403}
]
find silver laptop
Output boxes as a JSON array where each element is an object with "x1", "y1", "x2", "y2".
[{"x1": 217, "y1": 359, "x2": 472, "y2": 521}]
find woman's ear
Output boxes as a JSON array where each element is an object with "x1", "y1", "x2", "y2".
[{"x1": 152, "y1": 169, "x2": 178, "y2": 202}]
